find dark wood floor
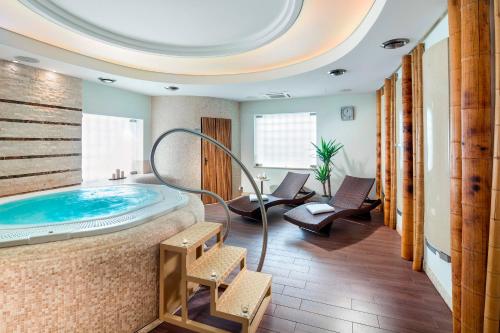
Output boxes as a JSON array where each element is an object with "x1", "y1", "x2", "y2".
[{"x1": 154, "y1": 204, "x2": 452, "y2": 333}]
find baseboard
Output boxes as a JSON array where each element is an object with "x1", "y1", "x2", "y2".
[{"x1": 424, "y1": 241, "x2": 452, "y2": 310}]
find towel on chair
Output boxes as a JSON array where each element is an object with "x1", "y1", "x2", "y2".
[
  {"x1": 306, "y1": 203, "x2": 335, "y2": 215},
  {"x1": 249, "y1": 194, "x2": 269, "y2": 202}
]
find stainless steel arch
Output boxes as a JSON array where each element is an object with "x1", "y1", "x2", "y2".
[{"x1": 150, "y1": 128, "x2": 268, "y2": 272}]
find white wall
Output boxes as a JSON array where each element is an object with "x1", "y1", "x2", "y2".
[
  {"x1": 82, "y1": 81, "x2": 152, "y2": 161},
  {"x1": 422, "y1": 36, "x2": 452, "y2": 308},
  {"x1": 151, "y1": 96, "x2": 240, "y2": 196},
  {"x1": 240, "y1": 93, "x2": 377, "y2": 196}
]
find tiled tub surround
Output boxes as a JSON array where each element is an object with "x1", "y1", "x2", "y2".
[
  {"x1": 0, "y1": 60, "x2": 83, "y2": 197},
  {"x1": 0, "y1": 193, "x2": 204, "y2": 333}
]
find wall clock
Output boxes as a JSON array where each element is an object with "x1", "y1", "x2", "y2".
[{"x1": 341, "y1": 106, "x2": 355, "y2": 121}]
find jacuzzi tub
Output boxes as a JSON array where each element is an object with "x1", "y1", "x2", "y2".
[
  {"x1": 0, "y1": 185, "x2": 204, "y2": 332},
  {"x1": 0, "y1": 184, "x2": 188, "y2": 247}
]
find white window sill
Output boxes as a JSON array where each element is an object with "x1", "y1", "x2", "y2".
[{"x1": 254, "y1": 165, "x2": 315, "y2": 171}]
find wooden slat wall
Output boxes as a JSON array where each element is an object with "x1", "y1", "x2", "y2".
[
  {"x1": 201, "y1": 117, "x2": 232, "y2": 204},
  {"x1": 383, "y1": 79, "x2": 392, "y2": 227},
  {"x1": 411, "y1": 44, "x2": 425, "y2": 272},
  {"x1": 401, "y1": 55, "x2": 414, "y2": 261},
  {"x1": 215, "y1": 118, "x2": 232, "y2": 202},
  {"x1": 0, "y1": 60, "x2": 82, "y2": 197},
  {"x1": 201, "y1": 117, "x2": 218, "y2": 204},
  {"x1": 460, "y1": 0, "x2": 492, "y2": 332},
  {"x1": 484, "y1": 2, "x2": 500, "y2": 332},
  {"x1": 448, "y1": 0, "x2": 463, "y2": 331},
  {"x1": 376, "y1": 89, "x2": 382, "y2": 200}
]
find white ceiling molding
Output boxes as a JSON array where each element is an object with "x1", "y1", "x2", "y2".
[
  {"x1": 0, "y1": 0, "x2": 447, "y2": 100},
  {"x1": 18, "y1": 0, "x2": 303, "y2": 57},
  {"x1": 0, "y1": 0, "x2": 377, "y2": 77}
]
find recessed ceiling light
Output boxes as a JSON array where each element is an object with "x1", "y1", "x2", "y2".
[
  {"x1": 380, "y1": 38, "x2": 410, "y2": 49},
  {"x1": 98, "y1": 77, "x2": 116, "y2": 84},
  {"x1": 164, "y1": 86, "x2": 179, "y2": 91},
  {"x1": 14, "y1": 56, "x2": 39, "y2": 63},
  {"x1": 12, "y1": 60, "x2": 19, "y2": 63},
  {"x1": 329, "y1": 69, "x2": 347, "y2": 76}
]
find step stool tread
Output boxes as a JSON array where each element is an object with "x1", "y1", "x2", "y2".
[
  {"x1": 161, "y1": 222, "x2": 221, "y2": 252},
  {"x1": 188, "y1": 245, "x2": 246, "y2": 284},
  {"x1": 216, "y1": 269, "x2": 272, "y2": 323}
]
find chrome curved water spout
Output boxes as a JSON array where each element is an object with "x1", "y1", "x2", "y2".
[{"x1": 150, "y1": 128, "x2": 268, "y2": 272}]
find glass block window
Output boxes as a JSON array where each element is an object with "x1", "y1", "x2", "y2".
[{"x1": 254, "y1": 112, "x2": 316, "y2": 169}]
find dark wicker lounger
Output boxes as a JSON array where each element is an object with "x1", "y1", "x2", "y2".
[
  {"x1": 228, "y1": 172, "x2": 315, "y2": 220},
  {"x1": 284, "y1": 175, "x2": 381, "y2": 234}
]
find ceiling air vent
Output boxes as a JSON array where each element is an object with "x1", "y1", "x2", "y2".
[
  {"x1": 264, "y1": 92, "x2": 291, "y2": 99},
  {"x1": 14, "y1": 56, "x2": 39, "y2": 63}
]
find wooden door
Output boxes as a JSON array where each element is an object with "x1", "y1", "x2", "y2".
[{"x1": 201, "y1": 117, "x2": 232, "y2": 204}]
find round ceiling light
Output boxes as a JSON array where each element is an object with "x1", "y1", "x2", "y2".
[
  {"x1": 14, "y1": 56, "x2": 39, "y2": 63},
  {"x1": 98, "y1": 77, "x2": 116, "y2": 83},
  {"x1": 329, "y1": 69, "x2": 347, "y2": 76},
  {"x1": 164, "y1": 86, "x2": 179, "y2": 91},
  {"x1": 380, "y1": 38, "x2": 409, "y2": 49}
]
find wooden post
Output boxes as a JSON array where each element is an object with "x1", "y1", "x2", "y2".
[
  {"x1": 384, "y1": 78, "x2": 392, "y2": 227},
  {"x1": 376, "y1": 89, "x2": 382, "y2": 201},
  {"x1": 411, "y1": 44, "x2": 425, "y2": 271},
  {"x1": 390, "y1": 74, "x2": 398, "y2": 230},
  {"x1": 448, "y1": 0, "x2": 463, "y2": 331},
  {"x1": 484, "y1": 0, "x2": 499, "y2": 332},
  {"x1": 401, "y1": 55, "x2": 414, "y2": 260},
  {"x1": 460, "y1": 0, "x2": 492, "y2": 332}
]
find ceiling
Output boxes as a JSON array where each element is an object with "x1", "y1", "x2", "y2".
[{"x1": 0, "y1": 0, "x2": 447, "y2": 101}]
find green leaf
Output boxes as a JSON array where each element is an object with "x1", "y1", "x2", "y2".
[
  {"x1": 313, "y1": 164, "x2": 330, "y2": 183},
  {"x1": 312, "y1": 137, "x2": 344, "y2": 165}
]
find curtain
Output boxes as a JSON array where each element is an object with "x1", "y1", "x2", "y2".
[
  {"x1": 484, "y1": 1, "x2": 500, "y2": 331},
  {"x1": 448, "y1": 0, "x2": 463, "y2": 331},
  {"x1": 376, "y1": 89, "x2": 382, "y2": 201},
  {"x1": 401, "y1": 54, "x2": 414, "y2": 260},
  {"x1": 390, "y1": 74, "x2": 398, "y2": 230},
  {"x1": 384, "y1": 78, "x2": 393, "y2": 227},
  {"x1": 411, "y1": 43, "x2": 425, "y2": 272}
]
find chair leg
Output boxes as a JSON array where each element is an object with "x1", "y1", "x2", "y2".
[
  {"x1": 353, "y1": 212, "x2": 372, "y2": 220},
  {"x1": 299, "y1": 224, "x2": 331, "y2": 237}
]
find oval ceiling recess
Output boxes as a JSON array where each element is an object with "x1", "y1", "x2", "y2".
[{"x1": 18, "y1": 0, "x2": 304, "y2": 57}]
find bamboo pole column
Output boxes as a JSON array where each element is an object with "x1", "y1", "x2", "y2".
[
  {"x1": 376, "y1": 89, "x2": 382, "y2": 201},
  {"x1": 384, "y1": 78, "x2": 392, "y2": 227},
  {"x1": 448, "y1": 0, "x2": 463, "y2": 331},
  {"x1": 483, "y1": 0, "x2": 499, "y2": 331},
  {"x1": 460, "y1": 0, "x2": 492, "y2": 332},
  {"x1": 411, "y1": 44, "x2": 425, "y2": 271},
  {"x1": 390, "y1": 74, "x2": 398, "y2": 230},
  {"x1": 401, "y1": 55, "x2": 414, "y2": 260}
]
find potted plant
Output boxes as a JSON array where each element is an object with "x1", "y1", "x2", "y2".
[{"x1": 312, "y1": 138, "x2": 344, "y2": 197}]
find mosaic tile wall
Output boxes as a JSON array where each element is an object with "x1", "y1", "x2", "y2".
[
  {"x1": 0, "y1": 194, "x2": 203, "y2": 333},
  {"x1": 0, "y1": 60, "x2": 83, "y2": 197}
]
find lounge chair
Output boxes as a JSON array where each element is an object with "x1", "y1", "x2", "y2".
[
  {"x1": 228, "y1": 172, "x2": 315, "y2": 220},
  {"x1": 284, "y1": 175, "x2": 381, "y2": 234}
]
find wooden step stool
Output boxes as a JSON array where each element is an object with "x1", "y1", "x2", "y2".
[{"x1": 159, "y1": 222, "x2": 272, "y2": 333}]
